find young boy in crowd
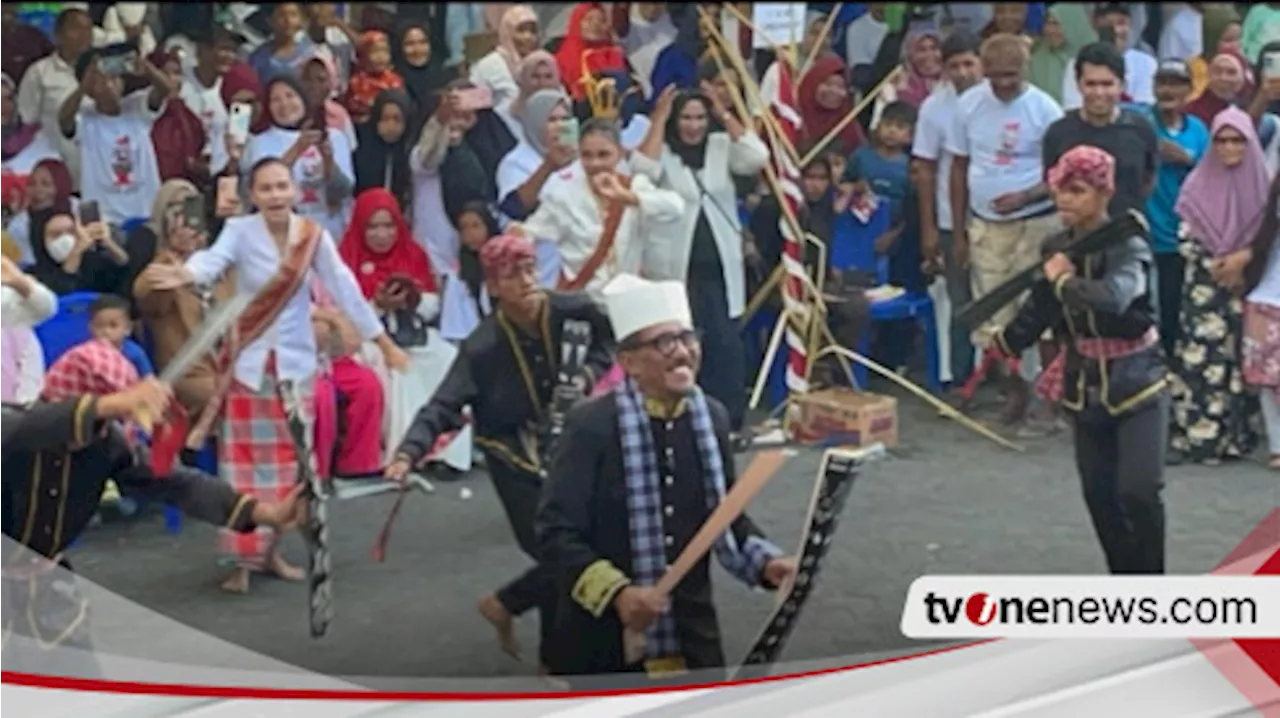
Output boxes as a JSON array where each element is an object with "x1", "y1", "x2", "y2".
[
  {"x1": 838, "y1": 100, "x2": 920, "y2": 372},
  {"x1": 89, "y1": 293, "x2": 155, "y2": 378},
  {"x1": 841, "y1": 101, "x2": 918, "y2": 262}
]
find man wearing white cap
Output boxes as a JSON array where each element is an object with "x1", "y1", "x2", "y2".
[{"x1": 537, "y1": 274, "x2": 796, "y2": 681}]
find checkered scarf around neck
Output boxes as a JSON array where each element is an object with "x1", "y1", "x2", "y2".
[
  {"x1": 615, "y1": 376, "x2": 773, "y2": 659},
  {"x1": 41, "y1": 339, "x2": 144, "y2": 445}
]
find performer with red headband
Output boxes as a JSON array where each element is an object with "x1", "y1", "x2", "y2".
[
  {"x1": 385, "y1": 231, "x2": 615, "y2": 677},
  {"x1": 989, "y1": 145, "x2": 1170, "y2": 574},
  {"x1": 2, "y1": 376, "x2": 306, "y2": 678}
]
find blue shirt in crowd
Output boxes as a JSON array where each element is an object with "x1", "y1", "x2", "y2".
[
  {"x1": 1141, "y1": 107, "x2": 1209, "y2": 254},
  {"x1": 844, "y1": 146, "x2": 911, "y2": 224},
  {"x1": 120, "y1": 339, "x2": 155, "y2": 378}
]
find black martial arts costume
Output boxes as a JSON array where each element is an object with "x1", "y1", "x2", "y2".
[
  {"x1": 2, "y1": 396, "x2": 264, "y2": 677},
  {"x1": 993, "y1": 228, "x2": 1170, "y2": 574},
  {"x1": 536, "y1": 393, "x2": 781, "y2": 681},
  {"x1": 395, "y1": 292, "x2": 615, "y2": 664}
]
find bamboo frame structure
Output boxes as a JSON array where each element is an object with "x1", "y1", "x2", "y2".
[{"x1": 698, "y1": 4, "x2": 1018, "y2": 451}]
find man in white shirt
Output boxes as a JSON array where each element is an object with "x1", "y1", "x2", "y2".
[
  {"x1": 946, "y1": 34, "x2": 1064, "y2": 423},
  {"x1": 16, "y1": 8, "x2": 94, "y2": 184},
  {"x1": 181, "y1": 25, "x2": 243, "y2": 176},
  {"x1": 1060, "y1": 4, "x2": 1158, "y2": 109},
  {"x1": 58, "y1": 48, "x2": 173, "y2": 225},
  {"x1": 914, "y1": 30, "x2": 984, "y2": 387},
  {"x1": 845, "y1": 4, "x2": 890, "y2": 74},
  {"x1": 1158, "y1": 3, "x2": 1203, "y2": 61}
]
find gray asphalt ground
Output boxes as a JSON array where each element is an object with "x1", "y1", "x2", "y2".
[{"x1": 68, "y1": 382, "x2": 1278, "y2": 681}]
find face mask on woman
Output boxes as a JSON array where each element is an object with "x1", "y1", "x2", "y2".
[{"x1": 45, "y1": 232, "x2": 77, "y2": 263}]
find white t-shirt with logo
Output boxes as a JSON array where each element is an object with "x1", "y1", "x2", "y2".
[
  {"x1": 180, "y1": 70, "x2": 230, "y2": 174},
  {"x1": 74, "y1": 91, "x2": 163, "y2": 225},
  {"x1": 243, "y1": 125, "x2": 354, "y2": 240},
  {"x1": 946, "y1": 82, "x2": 1063, "y2": 223}
]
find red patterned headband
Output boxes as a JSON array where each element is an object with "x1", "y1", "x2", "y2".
[
  {"x1": 480, "y1": 233, "x2": 536, "y2": 279},
  {"x1": 1048, "y1": 145, "x2": 1116, "y2": 194}
]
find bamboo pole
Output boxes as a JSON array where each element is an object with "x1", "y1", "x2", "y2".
[
  {"x1": 739, "y1": 263, "x2": 785, "y2": 329},
  {"x1": 697, "y1": 6, "x2": 802, "y2": 169},
  {"x1": 801, "y1": 2, "x2": 844, "y2": 77},
  {"x1": 750, "y1": 304, "x2": 791, "y2": 411}
]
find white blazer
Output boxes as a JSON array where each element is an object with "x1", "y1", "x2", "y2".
[
  {"x1": 520, "y1": 165, "x2": 685, "y2": 300},
  {"x1": 630, "y1": 130, "x2": 769, "y2": 318}
]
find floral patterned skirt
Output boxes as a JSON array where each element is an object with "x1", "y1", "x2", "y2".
[
  {"x1": 1168, "y1": 241, "x2": 1259, "y2": 461},
  {"x1": 1243, "y1": 301, "x2": 1280, "y2": 399}
]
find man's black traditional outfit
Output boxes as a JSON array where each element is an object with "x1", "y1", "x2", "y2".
[
  {"x1": 537, "y1": 274, "x2": 785, "y2": 680},
  {"x1": 991, "y1": 146, "x2": 1170, "y2": 575},
  {"x1": 2, "y1": 395, "x2": 268, "y2": 676},
  {"x1": 394, "y1": 236, "x2": 615, "y2": 667}
]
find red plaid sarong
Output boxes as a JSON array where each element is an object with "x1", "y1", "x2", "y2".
[
  {"x1": 1242, "y1": 301, "x2": 1280, "y2": 401},
  {"x1": 218, "y1": 354, "x2": 312, "y2": 568},
  {"x1": 1035, "y1": 327, "x2": 1159, "y2": 403}
]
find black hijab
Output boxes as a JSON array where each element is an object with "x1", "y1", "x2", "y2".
[
  {"x1": 353, "y1": 90, "x2": 414, "y2": 211},
  {"x1": 263, "y1": 73, "x2": 315, "y2": 131},
  {"x1": 393, "y1": 19, "x2": 451, "y2": 135},
  {"x1": 665, "y1": 92, "x2": 712, "y2": 170}
]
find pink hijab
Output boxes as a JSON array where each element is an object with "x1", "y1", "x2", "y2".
[
  {"x1": 495, "y1": 5, "x2": 539, "y2": 72},
  {"x1": 897, "y1": 28, "x2": 943, "y2": 107},
  {"x1": 1175, "y1": 107, "x2": 1270, "y2": 257}
]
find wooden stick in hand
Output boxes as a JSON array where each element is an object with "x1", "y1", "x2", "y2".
[{"x1": 622, "y1": 448, "x2": 794, "y2": 664}]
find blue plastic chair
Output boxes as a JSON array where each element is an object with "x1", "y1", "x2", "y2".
[{"x1": 831, "y1": 209, "x2": 941, "y2": 393}]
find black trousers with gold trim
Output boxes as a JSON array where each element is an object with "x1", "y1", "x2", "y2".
[
  {"x1": 3, "y1": 565, "x2": 102, "y2": 679},
  {"x1": 1072, "y1": 390, "x2": 1169, "y2": 574},
  {"x1": 487, "y1": 459, "x2": 557, "y2": 665}
]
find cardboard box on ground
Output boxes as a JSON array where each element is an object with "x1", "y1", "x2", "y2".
[{"x1": 790, "y1": 388, "x2": 898, "y2": 448}]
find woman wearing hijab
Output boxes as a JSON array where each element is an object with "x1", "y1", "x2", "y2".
[
  {"x1": 1186, "y1": 48, "x2": 1254, "y2": 126},
  {"x1": 411, "y1": 80, "x2": 517, "y2": 274},
  {"x1": 1169, "y1": 108, "x2": 1271, "y2": 465},
  {"x1": 470, "y1": 5, "x2": 541, "y2": 110},
  {"x1": 440, "y1": 201, "x2": 499, "y2": 342},
  {"x1": 496, "y1": 88, "x2": 578, "y2": 226},
  {"x1": 555, "y1": 3, "x2": 626, "y2": 103},
  {"x1": 500, "y1": 50, "x2": 562, "y2": 137},
  {"x1": 147, "y1": 49, "x2": 210, "y2": 184},
  {"x1": 1028, "y1": 4, "x2": 1097, "y2": 105},
  {"x1": 28, "y1": 204, "x2": 133, "y2": 298},
  {"x1": 631, "y1": 87, "x2": 770, "y2": 436},
  {"x1": 339, "y1": 188, "x2": 470, "y2": 472},
  {"x1": 799, "y1": 55, "x2": 867, "y2": 157},
  {"x1": 883, "y1": 25, "x2": 944, "y2": 109},
  {"x1": 300, "y1": 53, "x2": 358, "y2": 149},
  {"x1": 243, "y1": 73, "x2": 355, "y2": 239},
  {"x1": 132, "y1": 179, "x2": 233, "y2": 417},
  {"x1": 6, "y1": 157, "x2": 75, "y2": 265},
  {"x1": 353, "y1": 90, "x2": 413, "y2": 212},
  {"x1": 1189, "y1": 6, "x2": 1242, "y2": 100},
  {"x1": 219, "y1": 62, "x2": 265, "y2": 136},
  {"x1": 393, "y1": 19, "x2": 451, "y2": 133}
]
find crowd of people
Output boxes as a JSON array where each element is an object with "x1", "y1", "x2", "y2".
[{"x1": 2, "y1": 0, "x2": 1279, "y2": 684}]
